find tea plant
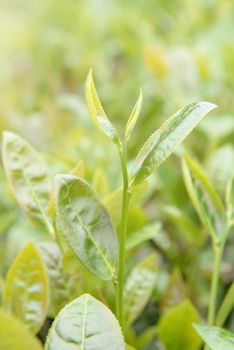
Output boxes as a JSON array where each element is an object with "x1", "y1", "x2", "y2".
[{"x1": 1, "y1": 71, "x2": 233, "y2": 349}]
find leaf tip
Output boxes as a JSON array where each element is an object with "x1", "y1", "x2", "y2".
[{"x1": 200, "y1": 101, "x2": 217, "y2": 112}]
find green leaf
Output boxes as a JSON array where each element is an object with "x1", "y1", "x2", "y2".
[
  {"x1": 0, "y1": 309, "x2": 43, "y2": 350},
  {"x1": 125, "y1": 254, "x2": 157, "y2": 326},
  {"x1": 38, "y1": 242, "x2": 79, "y2": 317},
  {"x1": 182, "y1": 154, "x2": 225, "y2": 239},
  {"x1": 126, "y1": 222, "x2": 161, "y2": 251},
  {"x1": 158, "y1": 299, "x2": 202, "y2": 350},
  {"x1": 216, "y1": 282, "x2": 234, "y2": 327},
  {"x1": 85, "y1": 69, "x2": 121, "y2": 146},
  {"x1": 55, "y1": 174, "x2": 118, "y2": 281},
  {"x1": 160, "y1": 268, "x2": 186, "y2": 314},
  {"x1": 45, "y1": 294, "x2": 125, "y2": 350},
  {"x1": 3, "y1": 242, "x2": 49, "y2": 334},
  {"x1": 194, "y1": 324, "x2": 234, "y2": 350},
  {"x1": 2, "y1": 131, "x2": 54, "y2": 236},
  {"x1": 126, "y1": 345, "x2": 136, "y2": 350},
  {"x1": 104, "y1": 180, "x2": 148, "y2": 226},
  {"x1": 70, "y1": 160, "x2": 86, "y2": 178},
  {"x1": 125, "y1": 89, "x2": 143, "y2": 142},
  {"x1": 92, "y1": 168, "x2": 110, "y2": 198},
  {"x1": 131, "y1": 102, "x2": 216, "y2": 185},
  {"x1": 162, "y1": 205, "x2": 204, "y2": 247}
]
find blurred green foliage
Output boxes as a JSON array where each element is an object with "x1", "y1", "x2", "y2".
[{"x1": 0, "y1": 0, "x2": 234, "y2": 349}]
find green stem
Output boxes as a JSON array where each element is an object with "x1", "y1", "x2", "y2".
[
  {"x1": 207, "y1": 242, "x2": 222, "y2": 326},
  {"x1": 204, "y1": 226, "x2": 230, "y2": 350},
  {"x1": 116, "y1": 144, "x2": 130, "y2": 333}
]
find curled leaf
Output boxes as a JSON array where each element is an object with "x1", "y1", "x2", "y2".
[
  {"x1": 85, "y1": 70, "x2": 121, "y2": 146},
  {"x1": 182, "y1": 154, "x2": 225, "y2": 239},
  {"x1": 125, "y1": 89, "x2": 143, "y2": 142}
]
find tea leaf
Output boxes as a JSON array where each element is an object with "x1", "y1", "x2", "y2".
[
  {"x1": 2, "y1": 131, "x2": 53, "y2": 236},
  {"x1": 160, "y1": 268, "x2": 186, "y2": 314},
  {"x1": 216, "y1": 282, "x2": 234, "y2": 327},
  {"x1": 182, "y1": 154, "x2": 225, "y2": 239},
  {"x1": 104, "y1": 180, "x2": 148, "y2": 225},
  {"x1": 92, "y1": 168, "x2": 109, "y2": 198},
  {"x1": 38, "y1": 242, "x2": 78, "y2": 317},
  {"x1": 126, "y1": 222, "x2": 161, "y2": 251},
  {"x1": 194, "y1": 324, "x2": 234, "y2": 350},
  {"x1": 125, "y1": 254, "x2": 157, "y2": 326},
  {"x1": 70, "y1": 160, "x2": 86, "y2": 178},
  {"x1": 125, "y1": 89, "x2": 143, "y2": 142},
  {"x1": 85, "y1": 70, "x2": 121, "y2": 146},
  {"x1": 131, "y1": 102, "x2": 216, "y2": 185},
  {"x1": 55, "y1": 174, "x2": 118, "y2": 281},
  {"x1": 45, "y1": 294, "x2": 125, "y2": 350},
  {"x1": 162, "y1": 205, "x2": 204, "y2": 246},
  {"x1": 3, "y1": 242, "x2": 49, "y2": 334},
  {"x1": 48, "y1": 160, "x2": 86, "y2": 216},
  {"x1": 0, "y1": 309, "x2": 43, "y2": 350},
  {"x1": 158, "y1": 299, "x2": 202, "y2": 350}
]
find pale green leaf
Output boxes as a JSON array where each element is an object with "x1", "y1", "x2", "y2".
[
  {"x1": 45, "y1": 294, "x2": 125, "y2": 350},
  {"x1": 158, "y1": 299, "x2": 201, "y2": 350},
  {"x1": 2, "y1": 131, "x2": 54, "y2": 236},
  {"x1": 3, "y1": 242, "x2": 49, "y2": 334},
  {"x1": 125, "y1": 89, "x2": 143, "y2": 142},
  {"x1": 0, "y1": 309, "x2": 43, "y2": 350},
  {"x1": 104, "y1": 180, "x2": 148, "y2": 225},
  {"x1": 125, "y1": 254, "x2": 157, "y2": 326},
  {"x1": 216, "y1": 282, "x2": 234, "y2": 327},
  {"x1": 131, "y1": 102, "x2": 216, "y2": 185},
  {"x1": 85, "y1": 70, "x2": 121, "y2": 146},
  {"x1": 194, "y1": 324, "x2": 234, "y2": 350},
  {"x1": 182, "y1": 154, "x2": 225, "y2": 238},
  {"x1": 55, "y1": 174, "x2": 118, "y2": 281},
  {"x1": 92, "y1": 168, "x2": 110, "y2": 198},
  {"x1": 71, "y1": 160, "x2": 86, "y2": 178},
  {"x1": 38, "y1": 242, "x2": 79, "y2": 317},
  {"x1": 126, "y1": 222, "x2": 161, "y2": 251}
]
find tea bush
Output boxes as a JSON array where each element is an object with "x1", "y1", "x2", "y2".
[{"x1": 0, "y1": 1, "x2": 234, "y2": 350}]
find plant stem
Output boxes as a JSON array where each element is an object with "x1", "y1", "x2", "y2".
[
  {"x1": 207, "y1": 242, "x2": 222, "y2": 326},
  {"x1": 116, "y1": 143, "x2": 130, "y2": 333},
  {"x1": 204, "y1": 226, "x2": 230, "y2": 350}
]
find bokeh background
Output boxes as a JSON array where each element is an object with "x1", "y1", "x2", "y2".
[{"x1": 1, "y1": 0, "x2": 234, "y2": 346}]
